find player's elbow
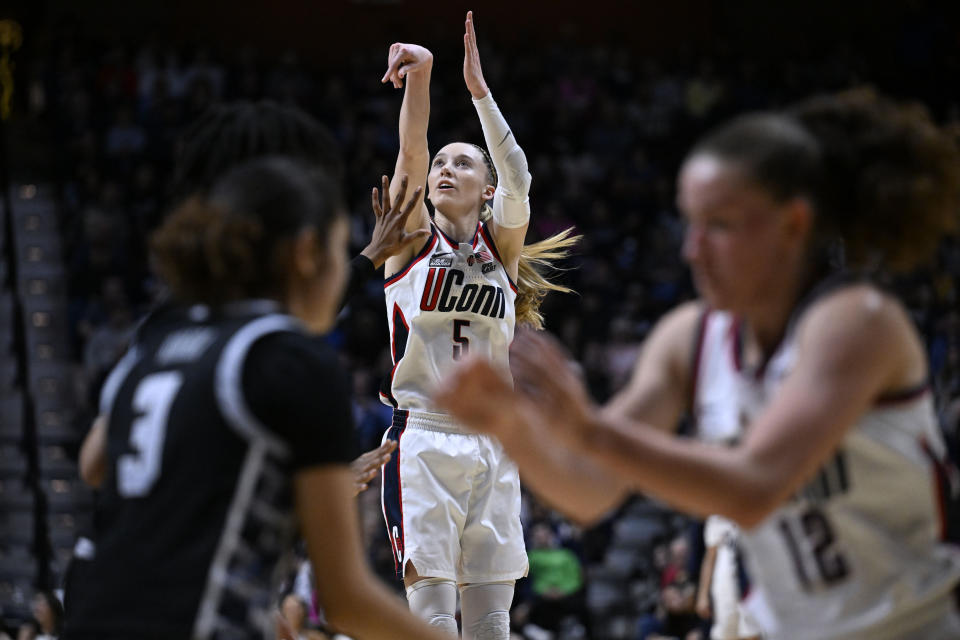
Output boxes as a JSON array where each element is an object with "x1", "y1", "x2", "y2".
[{"x1": 722, "y1": 483, "x2": 782, "y2": 530}]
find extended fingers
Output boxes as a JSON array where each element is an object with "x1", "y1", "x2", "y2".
[
  {"x1": 397, "y1": 186, "x2": 423, "y2": 223},
  {"x1": 382, "y1": 44, "x2": 404, "y2": 84},
  {"x1": 371, "y1": 186, "x2": 382, "y2": 218},
  {"x1": 399, "y1": 228, "x2": 431, "y2": 249},
  {"x1": 381, "y1": 175, "x2": 391, "y2": 209},
  {"x1": 466, "y1": 11, "x2": 477, "y2": 44}
]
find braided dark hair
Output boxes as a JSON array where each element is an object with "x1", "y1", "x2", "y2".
[{"x1": 172, "y1": 100, "x2": 343, "y2": 200}]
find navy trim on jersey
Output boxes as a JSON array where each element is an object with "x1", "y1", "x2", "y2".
[
  {"x1": 875, "y1": 382, "x2": 930, "y2": 407},
  {"x1": 384, "y1": 229, "x2": 438, "y2": 288},
  {"x1": 729, "y1": 318, "x2": 744, "y2": 373},
  {"x1": 918, "y1": 437, "x2": 958, "y2": 542},
  {"x1": 381, "y1": 304, "x2": 409, "y2": 409},
  {"x1": 689, "y1": 307, "x2": 710, "y2": 416},
  {"x1": 736, "y1": 543, "x2": 752, "y2": 602},
  {"x1": 382, "y1": 410, "x2": 409, "y2": 578},
  {"x1": 479, "y1": 222, "x2": 518, "y2": 293}
]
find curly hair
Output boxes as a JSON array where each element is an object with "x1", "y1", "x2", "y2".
[
  {"x1": 152, "y1": 157, "x2": 342, "y2": 305},
  {"x1": 790, "y1": 88, "x2": 959, "y2": 270},
  {"x1": 689, "y1": 88, "x2": 960, "y2": 272}
]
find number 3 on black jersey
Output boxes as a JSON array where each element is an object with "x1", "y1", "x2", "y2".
[
  {"x1": 117, "y1": 371, "x2": 183, "y2": 497},
  {"x1": 452, "y1": 319, "x2": 470, "y2": 360}
]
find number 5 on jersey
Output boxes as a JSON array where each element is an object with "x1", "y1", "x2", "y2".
[{"x1": 453, "y1": 319, "x2": 470, "y2": 360}]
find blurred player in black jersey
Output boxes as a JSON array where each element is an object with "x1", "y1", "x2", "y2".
[
  {"x1": 62, "y1": 157, "x2": 448, "y2": 640},
  {"x1": 76, "y1": 100, "x2": 425, "y2": 501}
]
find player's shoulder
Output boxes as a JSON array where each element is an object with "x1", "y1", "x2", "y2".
[
  {"x1": 795, "y1": 282, "x2": 922, "y2": 386},
  {"x1": 649, "y1": 300, "x2": 707, "y2": 350},
  {"x1": 797, "y1": 282, "x2": 909, "y2": 346},
  {"x1": 247, "y1": 328, "x2": 339, "y2": 375}
]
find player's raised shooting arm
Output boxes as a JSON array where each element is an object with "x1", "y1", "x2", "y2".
[
  {"x1": 79, "y1": 415, "x2": 108, "y2": 488},
  {"x1": 383, "y1": 43, "x2": 432, "y2": 236},
  {"x1": 294, "y1": 466, "x2": 449, "y2": 640},
  {"x1": 464, "y1": 11, "x2": 530, "y2": 275}
]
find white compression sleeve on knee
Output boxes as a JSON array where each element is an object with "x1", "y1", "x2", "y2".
[
  {"x1": 473, "y1": 93, "x2": 531, "y2": 229},
  {"x1": 459, "y1": 581, "x2": 514, "y2": 640},
  {"x1": 406, "y1": 577, "x2": 459, "y2": 636}
]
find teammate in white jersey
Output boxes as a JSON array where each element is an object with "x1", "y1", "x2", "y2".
[
  {"x1": 436, "y1": 89, "x2": 960, "y2": 639},
  {"x1": 378, "y1": 12, "x2": 576, "y2": 639}
]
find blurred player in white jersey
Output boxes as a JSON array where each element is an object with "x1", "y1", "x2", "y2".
[{"x1": 437, "y1": 89, "x2": 960, "y2": 639}]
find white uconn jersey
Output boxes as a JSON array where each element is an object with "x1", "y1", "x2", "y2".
[
  {"x1": 381, "y1": 221, "x2": 517, "y2": 410},
  {"x1": 693, "y1": 308, "x2": 960, "y2": 640}
]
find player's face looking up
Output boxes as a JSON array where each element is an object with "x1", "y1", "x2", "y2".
[
  {"x1": 427, "y1": 142, "x2": 495, "y2": 220},
  {"x1": 678, "y1": 153, "x2": 813, "y2": 314}
]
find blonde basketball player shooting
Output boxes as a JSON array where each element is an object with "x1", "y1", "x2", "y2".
[{"x1": 377, "y1": 11, "x2": 576, "y2": 640}]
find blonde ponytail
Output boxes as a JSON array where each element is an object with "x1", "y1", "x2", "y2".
[
  {"x1": 475, "y1": 145, "x2": 579, "y2": 328},
  {"x1": 515, "y1": 227, "x2": 580, "y2": 329}
]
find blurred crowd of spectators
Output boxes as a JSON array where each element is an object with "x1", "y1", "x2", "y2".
[{"x1": 9, "y1": 14, "x2": 960, "y2": 638}]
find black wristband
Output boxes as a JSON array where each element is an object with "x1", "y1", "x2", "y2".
[{"x1": 339, "y1": 254, "x2": 378, "y2": 311}]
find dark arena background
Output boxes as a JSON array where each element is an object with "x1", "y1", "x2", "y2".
[{"x1": 0, "y1": 1, "x2": 958, "y2": 638}]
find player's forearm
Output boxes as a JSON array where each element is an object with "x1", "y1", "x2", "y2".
[
  {"x1": 398, "y1": 67, "x2": 431, "y2": 156},
  {"x1": 499, "y1": 414, "x2": 628, "y2": 525},
  {"x1": 582, "y1": 415, "x2": 776, "y2": 527},
  {"x1": 472, "y1": 92, "x2": 531, "y2": 202}
]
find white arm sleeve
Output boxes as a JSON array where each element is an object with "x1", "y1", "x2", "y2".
[{"x1": 473, "y1": 92, "x2": 531, "y2": 228}]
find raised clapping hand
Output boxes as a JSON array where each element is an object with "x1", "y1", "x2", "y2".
[
  {"x1": 381, "y1": 42, "x2": 433, "y2": 89},
  {"x1": 435, "y1": 328, "x2": 598, "y2": 447},
  {"x1": 364, "y1": 175, "x2": 429, "y2": 268},
  {"x1": 463, "y1": 11, "x2": 490, "y2": 100}
]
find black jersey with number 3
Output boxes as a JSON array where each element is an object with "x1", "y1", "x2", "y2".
[{"x1": 64, "y1": 301, "x2": 357, "y2": 640}]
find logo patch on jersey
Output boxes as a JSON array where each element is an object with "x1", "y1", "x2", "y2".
[
  {"x1": 481, "y1": 262, "x2": 497, "y2": 274},
  {"x1": 467, "y1": 249, "x2": 493, "y2": 267},
  {"x1": 430, "y1": 253, "x2": 454, "y2": 267}
]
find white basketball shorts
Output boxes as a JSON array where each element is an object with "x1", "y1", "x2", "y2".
[{"x1": 380, "y1": 409, "x2": 528, "y2": 583}]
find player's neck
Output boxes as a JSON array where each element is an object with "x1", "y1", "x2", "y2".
[
  {"x1": 742, "y1": 260, "x2": 810, "y2": 356},
  {"x1": 435, "y1": 211, "x2": 479, "y2": 244}
]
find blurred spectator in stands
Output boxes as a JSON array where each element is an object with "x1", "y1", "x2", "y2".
[
  {"x1": 104, "y1": 105, "x2": 147, "y2": 158},
  {"x1": 637, "y1": 536, "x2": 703, "y2": 640},
  {"x1": 514, "y1": 522, "x2": 589, "y2": 639},
  {"x1": 14, "y1": 591, "x2": 63, "y2": 640},
  {"x1": 275, "y1": 592, "x2": 330, "y2": 640}
]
